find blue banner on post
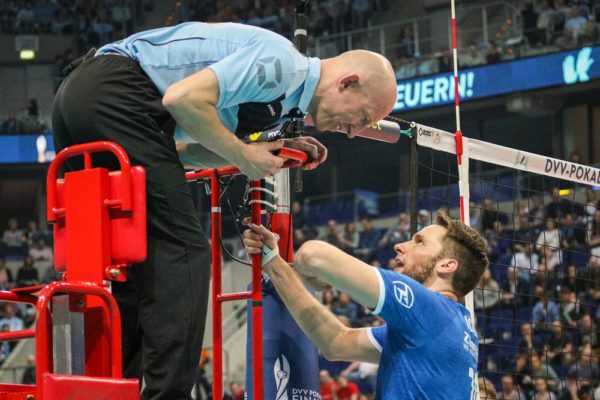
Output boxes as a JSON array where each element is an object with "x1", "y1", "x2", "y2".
[{"x1": 394, "y1": 46, "x2": 600, "y2": 112}]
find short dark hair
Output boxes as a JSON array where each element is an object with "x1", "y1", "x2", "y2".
[{"x1": 434, "y1": 211, "x2": 489, "y2": 296}]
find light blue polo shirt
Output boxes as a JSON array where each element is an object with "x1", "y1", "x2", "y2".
[{"x1": 97, "y1": 22, "x2": 320, "y2": 139}]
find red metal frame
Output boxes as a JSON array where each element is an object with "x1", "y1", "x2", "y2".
[
  {"x1": 185, "y1": 147, "x2": 307, "y2": 399},
  {"x1": 0, "y1": 141, "x2": 142, "y2": 399}
]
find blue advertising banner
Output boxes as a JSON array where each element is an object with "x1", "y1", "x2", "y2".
[
  {"x1": 0, "y1": 134, "x2": 55, "y2": 164},
  {"x1": 394, "y1": 46, "x2": 599, "y2": 112}
]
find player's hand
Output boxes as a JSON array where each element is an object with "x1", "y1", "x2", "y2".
[
  {"x1": 283, "y1": 136, "x2": 328, "y2": 170},
  {"x1": 238, "y1": 141, "x2": 285, "y2": 179},
  {"x1": 242, "y1": 223, "x2": 279, "y2": 255}
]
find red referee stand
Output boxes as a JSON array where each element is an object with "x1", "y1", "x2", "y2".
[
  {"x1": 0, "y1": 141, "x2": 143, "y2": 399},
  {"x1": 0, "y1": 141, "x2": 307, "y2": 399}
]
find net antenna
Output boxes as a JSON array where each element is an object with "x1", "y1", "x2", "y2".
[{"x1": 449, "y1": 0, "x2": 476, "y2": 320}]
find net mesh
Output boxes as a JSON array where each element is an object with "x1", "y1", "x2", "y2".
[{"x1": 416, "y1": 134, "x2": 600, "y2": 399}]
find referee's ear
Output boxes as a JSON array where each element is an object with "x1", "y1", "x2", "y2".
[{"x1": 436, "y1": 259, "x2": 458, "y2": 277}]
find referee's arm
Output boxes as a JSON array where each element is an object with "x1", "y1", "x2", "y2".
[{"x1": 244, "y1": 225, "x2": 381, "y2": 363}]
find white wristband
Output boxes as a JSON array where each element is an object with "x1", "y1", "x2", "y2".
[{"x1": 261, "y1": 243, "x2": 279, "y2": 266}]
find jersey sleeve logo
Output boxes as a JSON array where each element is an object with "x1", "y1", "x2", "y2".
[
  {"x1": 392, "y1": 281, "x2": 414, "y2": 309},
  {"x1": 257, "y1": 57, "x2": 283, "y2": 89}
]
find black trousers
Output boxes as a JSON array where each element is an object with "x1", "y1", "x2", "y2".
[{"x1": 51, "y1": 54, "x2": 211, "y2": 400}]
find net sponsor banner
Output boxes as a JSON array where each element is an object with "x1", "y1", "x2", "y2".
[
  {"x1": 415, "y1": 122, "x2": 600, "y2": 186},
  {"x1": 394, "y1": 46, "x2": 600, "y2": 112},
  {"x1": 0, "y1": 134, "x2": 55, "y2": 164}
]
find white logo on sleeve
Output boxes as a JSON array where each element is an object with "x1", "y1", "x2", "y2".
[{"x1": 393, "y1": 281, "x2": 414, "y2": 309}]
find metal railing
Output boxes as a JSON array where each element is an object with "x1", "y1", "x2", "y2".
[{"x1": 309, "y1": 2, "x2": 521, "y2": 59}]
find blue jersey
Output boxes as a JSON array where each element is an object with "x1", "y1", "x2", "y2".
[
  {"x1": 97, "y1": 22, "x2": 320, "y2": 140},
  {"x1": 367, "y1": 268, "x2": 479, "y2": 399}
]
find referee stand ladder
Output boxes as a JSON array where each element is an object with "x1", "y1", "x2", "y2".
[{"x1": 185, "y1": 147, "x2": 307, "y2": 400}]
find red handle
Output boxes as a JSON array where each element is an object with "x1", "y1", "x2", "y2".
[
  {"x1": 184, "y1": 147, "x2": 309, "y2": 181},
  {"x1": 47, "y1": 141, "x2": 133, "y2": 222}
]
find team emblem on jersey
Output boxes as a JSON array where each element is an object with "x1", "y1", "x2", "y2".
[
  {"x1": 256, "y1": 57, "x2": 283, "y2": 89},
  {"x1": 392, "y1": 281, "x2": 414, "y2": 309}
]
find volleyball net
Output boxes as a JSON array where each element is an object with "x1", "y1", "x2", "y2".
[{"x1": 413, "y1": 121, "x2": 600, "y2": 398}]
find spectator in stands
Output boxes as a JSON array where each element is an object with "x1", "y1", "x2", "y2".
[
  {"x1": 291, "y1": 201, "x2": 306, "y2": 230},
  {"x1": 334, "y1": 375, "x2": 360, "y2": 400},
  {"x1": 485, "y1": 41, "x2": 502, "y2": 64},
  {"x1": 416, "y1": 209, "x2": 430, "y2": 231},
  {"x1": 560, "y1": 213, "x2": 579, "y2": 250},
  {"x1": 90, "y1": 15, "x2": 113, "y2": 46},
  {"x1": 223, "y1": 382, "x2": 244, "y2": 400},
  {"x1": 565, "y1": 3, "x2": 588, "y2": 40},
  {"x1": 34, "y1": 0, "x2": 54, "y2": 34},
  {"x1": 16, "y1": 255, "x2": 38, "y2": 287},
  {"x1": 321, "y1": 219, "x2": 343, "y2": 248},
  {"x1": 482, "y1": 197, "x2": 499, "y2": 233},
  {"x1": 377, "y1": 212, "x2": 409, "y2": 262},
  {"x1": 461, "y1": 42, "x2": 486, "y2": 68},
  {"x1": 530, "y1": 352, "x2": 560, "y2": 391},
  {"x1": 580, "y1": 18, "x2": 599, "y2": 46},
  {"x1": 21, "y1": 354, "x2": 35, "y2": 385},
  {"x1": 437, "y1": 48, "x2": 452, "y2": 73},
  {"x1": 487, "y1": 221, "x2": 512, "y2": 261},
  {"x1": 29, "y1": 239, "x2": 52, "y2": 263},
  {"x1": 415, "y1": 53, "x2": 434, "y2": 76},
  {"x1": 23, "y1": 220, "x2": 43, "y2": 249},
  {"x1": 519, "y1": 324, "x2": 545, "y2": 356},
  {"x1": 332, "y1": 292, "x2": 359, "y2": 323},
  {"x1": 339, "y1": 221, "x2": 359, "y2": 255},
  {"x1": 544, "y1": 320, "x2": 574, "y2": 367},
  {"x1": 52, "y1": 7, "x2": 74, "y2": 35},
  {"x1": 355, "y1": 217, "x2": 381, "y2": 262},
  {"x1": 474, "y1": 267, "x2": 500, "y2": 311},
  {"x1": 320, "y1": 369, "x2": 338, "y2": 400},
  {"x1": 398, "y1": 24, "x2": 415, "y2": 58},
  {"x1": 498, "y1": 374, "x2": 521, "y2": 400},
  {"x1": 2, "y1": 218, "x2": 25, "y2": 257},
  {"x1": 501, "y1": 266, "x2": 531, "y2": 308},
  {"x1": 322, "y1": 289, "x2": 336, "y2": 312},
  {"x1": 560, "y1": 286, "x2": 583, "y2": 330},
  {"x1": 530, "y1": 196, "x2": 546, "y2": 225},
  {"x1": 111, "y1": 0, "x2": 133, "y2": 38},
  {"x1": 532, "y1": 247, "x2": 560, "y2": 290},
  {"x1": 0, "y1": 258, "x2": 13, "y2": 290},
  {"x1": 534, "y1": 0, "x2": 556, "y2": 46},
  {"x1": 0, "y1": 304, "x2": 23, "y2": 332},
  {"x1": 15, "y1": 2, "x2": 35, "y2": 34},
  {"x1": 536, "y1": 219, "x2": 561, "y2": 254},
  {"x1": 587, "y1": 210, "x2": 600, "y2": 259},
  {"x1": 585, "y1": 188, "x2": 598, "y2": 220},
  {"x1": 555, "y1": 27, "x2": 578, "y2": 50},
  {"x1": 566, "y1": 343, "x2": 599, "y2": 390},
  {"x1": 469, "y1": 202, "x2": 482, "y2": 232},
  {"x1": 332, "y1": 1, "x2": 352, "y2": 36},
  {"x1": 532, "y1": 377, "x2": 557, "y2": 400},
  {"x1": 340, "y1": 359, "x2": 377, "y2": 397},
  {"x1": 0, "y1": 111, "x2": 25, "y2": 135},
  {"x1": 0, "y1": 325, "x2": 11, "y2": 363},
  {"x1": 532, "y1": 295, "x2": 561, "y2": 331},
  {"x1": 577, "y1": 313, "x2": 598, "y2": 348},
  {"x1": 545, "y1": 187, "x2": 576, "y2": 220},
  {"x1": 513, "y1": 352, "x2": 533, "y2": 394},
  {"x1": 562, "y1": 264, "x2": 586, "y2": 298},
  {"x1": 478, "y1": 376, "x2": 497, "y2": 399},
  {"x1": 394, "y1": 55, "x2": 416, "y2": 79},
  {"x1": 512, "y1": 242, "x2": 539, "y2": 283}
]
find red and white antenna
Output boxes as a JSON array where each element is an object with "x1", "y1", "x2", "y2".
[{"x1": 450, "y1": 0, "x2": 468, "y2": 225}]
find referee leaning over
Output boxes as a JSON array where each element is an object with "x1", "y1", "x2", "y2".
[{"x1": 52, "y1": 21, "x2": 397, "y2": 399}]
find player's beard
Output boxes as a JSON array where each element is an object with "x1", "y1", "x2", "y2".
[{"x1": 404, "y1": 253, "x2": 444, "y2": 284}]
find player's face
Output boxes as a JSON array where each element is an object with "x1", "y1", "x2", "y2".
[{"x1": 392, "y1": 224, "x2": 447, "y2": 283}]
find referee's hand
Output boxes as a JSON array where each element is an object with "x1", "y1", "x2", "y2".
[{"x1": 238, "y1": 141, "x2": 285, "y2": 179}]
